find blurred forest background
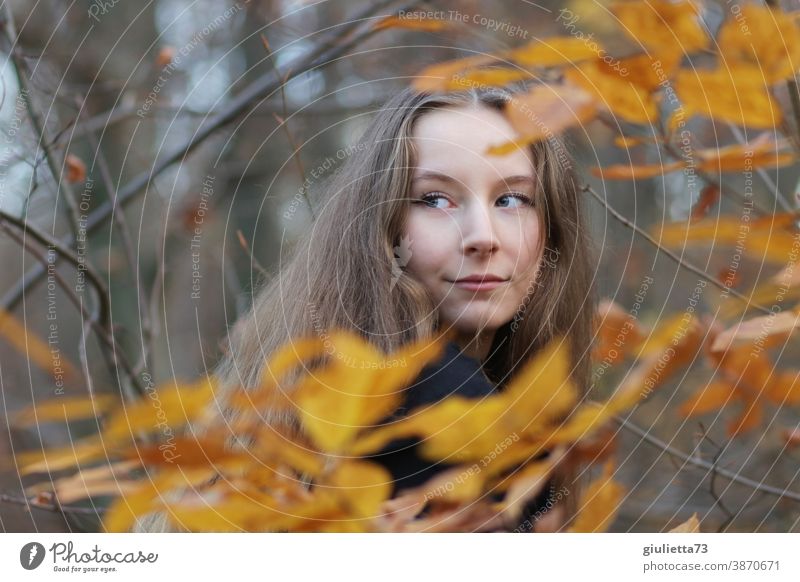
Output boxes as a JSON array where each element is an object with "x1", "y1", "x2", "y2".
[{"x1": 1, "y1": 0, "x2": 800, "y2": 532}]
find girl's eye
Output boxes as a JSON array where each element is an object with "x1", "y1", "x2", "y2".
[
  {"x1": 416, "y1": 192, "x2": 453, "y2": 209},
  {"x1": 497, "y1": 193, "x2": 534, "y2": 208}
]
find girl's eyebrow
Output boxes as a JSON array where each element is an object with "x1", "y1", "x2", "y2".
[{"x1": 412, "y1": 170, "x2": 535, "y2": 187}]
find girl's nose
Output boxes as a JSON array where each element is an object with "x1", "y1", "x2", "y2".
[{"x1": 460, "y1": 199, "x2": 500, "y2": 257}]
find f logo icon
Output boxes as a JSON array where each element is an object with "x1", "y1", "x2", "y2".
[{"x1": 20, "y1": 542, "x2": 46, "y2": 570}]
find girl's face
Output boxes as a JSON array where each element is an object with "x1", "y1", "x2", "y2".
[{"x1": 403, "y1": 103, "x2": 544, "y2": 346}]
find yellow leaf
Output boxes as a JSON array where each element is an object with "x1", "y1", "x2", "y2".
[
  {"x1": 506, "y1": 37, "x2": 599, "y2": 67},
  {"x1": 565, "y1": 59, "x2": 659, "y2": 124},
  {"x1": 0, "y1": 309, "x2": 78, "y2": 382},
  {"x1": 675, "y1": 67, "x2": 782, "y2": 129},
  {"x1": 294, "y1": 331, "x2": 446, "y2": 453},
  {"x1": 102, "y1": 376, "x2": 215, "y2": 441},
  {"x1": 445, "y1": 67, "x2": 530, "y2": 91},
  {"x1": 103, "y1": 470, "x2": 212, "y2": 532},
  {"x1": 718, "y1": 5, "x2": 800, "y2": 84},
  {"x1": 568, "y1": 460, "x2": 624, "y2": 532},
  {"x1": 502, "y1": 336, "x2": 578, "y2": 427},
  {"x1": 18, "y1": 438, "x2": 107, "y2": 475},
  {"x1": 327, "y1": 460, "x2": 392, "y2": 518},
  {"x1": 14, "y1": 394, "x2": 117, "y2": 425},
  {"x1": 611, "y1": 0, "x2": 708, "y2": 53}
]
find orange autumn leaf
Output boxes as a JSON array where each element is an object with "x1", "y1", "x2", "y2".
[
  {"x1": 656, "y1": 212, "x2": 800, "y2": 264},
  {"x1": 373, "y1": 15, "x2": 450, "y2": 33},
  {"x1": 617, "y1": 51, "x2": 682, "y2": 93},
  {"x1": 678, "y1": 380, "x2": 733, "y2": 416},
  {"x1": 65, "y1": 154, "x2": 87, "y2": 183},
  {"x1": 593, "y1": 298, "x2": 644, "y2": 364},
  {"x1": 675, "y1": 67, "x2": 782, "y2": 129},
  {"x1": 718, "y1": 5, "x2": 800, "y2": 84},
  {"x1": 505, "y1": 37, "x2": 599, "y2": 67},
  {"x1": 690, "y1": 184, "x2": 720, "y2": 222},
  {"x1": 489, "y1": 82, "x2": 597, "y2": 155},
  {"x1": 155, "y1": 46, "x2": 176, "y2": 68},
  {"x1": 611, "y1": 0, "x2": 708, "y2": 53},
  {"x1": 568, "y1": 460, "x2": 624, "y2": 532},
  {"x1": 565, "y1": 59, "x2": 659, "y2": 124},
  {"x1": 763, "y1": 370, "x2": 800, "y2": 407}
]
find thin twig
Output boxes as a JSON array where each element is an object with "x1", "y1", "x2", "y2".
[
  {"x1": 582, "y1": 183, "x2": 774, "y2": 316},
  {"x1": 616, "y1": 415, "x2": 800, "y2": 503},
  {"x1": 0, "y1": 209, "x2": 109, "y2": 327},
  {"x1": 261, "y1": 33, "x2": 314, "y2": 220},
  {"x1": 75, "y1": 95, "x2": 154, "y2": 373}
]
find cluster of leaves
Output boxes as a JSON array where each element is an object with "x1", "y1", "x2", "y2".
[{"x1": 16, "y1": 330, "x2": 670, "y2": 532}]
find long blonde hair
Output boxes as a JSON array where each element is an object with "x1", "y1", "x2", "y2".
[{"x1": 137, "y1": 85, "x2": 596, "y2": 532}]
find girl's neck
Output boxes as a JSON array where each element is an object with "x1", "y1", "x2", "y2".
[{"x1": 452, "y1": 329, "x2": 495, "y2": 362}]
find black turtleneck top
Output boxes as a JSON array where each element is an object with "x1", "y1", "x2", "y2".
[{"x1": 365, "y1": 340, "x2": 554, "y2": 531}]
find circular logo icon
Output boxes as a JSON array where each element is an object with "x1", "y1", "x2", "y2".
[{"x1": 20, "y1": 542, "x2": 46, "y2": 570}]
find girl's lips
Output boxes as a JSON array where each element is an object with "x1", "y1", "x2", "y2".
[{"x1": 453, "y1": 280, "x2": 507, "y2": 291}]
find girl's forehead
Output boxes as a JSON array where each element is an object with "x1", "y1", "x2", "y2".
[{"x1": 411, "y1": 105, "x2": 534, "y2": 175}]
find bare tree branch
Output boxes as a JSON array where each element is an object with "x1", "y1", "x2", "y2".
[{"x1": 582, "y1": 183, "x2": 775, "y2": 316}]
